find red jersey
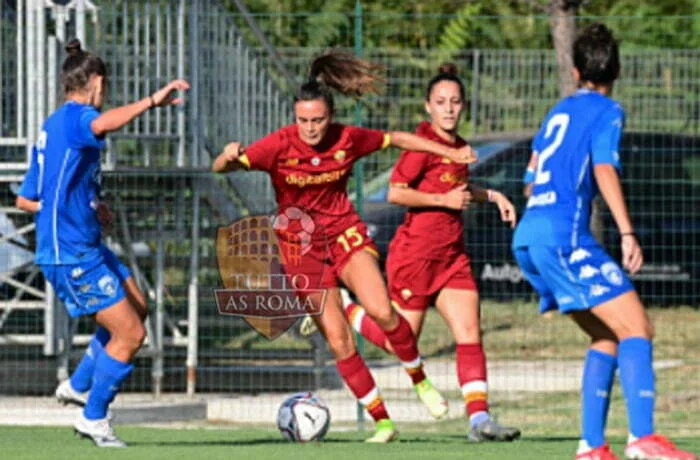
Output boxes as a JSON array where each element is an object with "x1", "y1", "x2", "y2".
[
  {"x1": 389, "y1": 121, "x2": 469, "y2": 261},
  {"x1": 239, "y1": 123, "x2": 390, "y2": 240}
]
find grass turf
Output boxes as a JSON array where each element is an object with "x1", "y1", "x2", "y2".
[{"x1": 1, "y1": 425, "x2": 698, "y2": 460}]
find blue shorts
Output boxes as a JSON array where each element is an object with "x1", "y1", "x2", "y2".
[
  {"x1": 513, "y1": 244, "x2": 634, "y2": 314},
  {"x1": 40, "y1": 246, "x2": 132, "y2": 318}
]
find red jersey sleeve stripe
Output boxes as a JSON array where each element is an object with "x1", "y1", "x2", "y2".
[
  {"x1": 381, "y1": 134, "x2": 392, "y2": 150},
  {"x1": 238, "y1": 154, "x2": 251, "y2": 169}
]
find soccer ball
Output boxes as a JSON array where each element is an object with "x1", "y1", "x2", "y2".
[{"x1": 276, "y1": 392, "x2": 330, "y2": 442}]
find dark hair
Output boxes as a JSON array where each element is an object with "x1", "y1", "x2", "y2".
[
  {"x1": 61, "y1": 38, "x2": 107, "y2": 94},
  {"x1": 573, "y1": 23, "x2": 620, "y2": 85},
  {"x1": 425, "y1": 63, "x2": 466, "y2": 101},
  {"x1": 294, "y1": 49, "x2": 384, "y2": 113}
]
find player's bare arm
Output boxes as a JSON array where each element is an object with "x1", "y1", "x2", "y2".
[
  {"x1": 15, "y1": 196, "x2": 41, "y2": 213},
  {"x1": 594, "y1": 163, "x2": 643, "y2": 274},
  {"x1": 469, "y1": 184, "x2": 517, "y2": 228},
  {"x1": 212, "y1": 142, "x2": 246, "y2": 173},
  {"x1": 388, "y1": 183, "x2": 471, "y2": 210},
  {"x1": 523, "y1": 152, "x2": 538, "y2": 197},
  {"x1": 387, "y1": 131, "x2": 477, "y2": 165},
  {"x1": 91, "y1": 79, "x2": 190, "y2": 136}
]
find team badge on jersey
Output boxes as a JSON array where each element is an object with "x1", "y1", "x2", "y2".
[
  {"x1": 600, "y1": 262, "x2": 624, "y2": 286},
  {"x1": 98, "y1": 275, "x2": 117, "y2": 297},
  {"x1": 400, "y1": 288, "x2": 413, "y2": 300},
  {"x1": 333, "y1": 150, "x2": 346, "y2": 162},
  {"x1": 311, "y1": 157, "x2": 321, "y2": 166}
]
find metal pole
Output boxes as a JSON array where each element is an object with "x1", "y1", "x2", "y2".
[
  {"x1": 153, "y1": 193, "x2": 165, "y2": 398},
  {"x1": 470, "y1": 49, "x2": 480, "y2": 135},
  {"x1": 186, "y1": 0, "x2": 201, "y2": 397},
  {"x1": 176, "y1": 0, "x2": 186, "y2": 167},
  {"x1": 75, "y1": 0, "x2": 86, "y2": 44},
  {"x1": 17, "y1": 0, "x2": 25, "y2": 141},
  {"x1": 25, "y1": 0, "x2": 36, "y2": 148},
  {"x1": 352, "y1": 0, "x2": 365, "y2": 431},
  {"x1": 37, "y1": 0, "x2": 46, "y2": 125},
  {"x1": 47, "y1": 36, "x2": 57, "y2": 113}
]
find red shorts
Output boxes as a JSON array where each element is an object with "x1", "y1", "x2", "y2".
[
  {"x1": 279, "y1": 222, "x2": 378, "y2": 291},
  {"x1": 387, "y1": 252, "x2": 477, "y2": 311}
]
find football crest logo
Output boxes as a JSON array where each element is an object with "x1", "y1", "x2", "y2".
[{"x1": 214, "y1": 212, "x2": 329, "y2": 339}]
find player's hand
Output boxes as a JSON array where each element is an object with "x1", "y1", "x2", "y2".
[
  {"x1": 222, "y1": 142, "x2": 242, "y2": 162},
  {"x1": 621, "y1": 233, "x2": 643, "y2": 274},
  {"x1": 443, "y1": 184, "x2": 471, "y2": 210},
  {"x1": 150, "y1": 79, "x2": 191, "y2": 107},
  {"x1": 491, "y1": 191, "x2": 517, "y2": 228},
  {"x1": 96, "y1": 201, "x2": 114, "y2": 230},
  {"x1": 448, "y1": 145, "x2": 478, "y2": 164}
]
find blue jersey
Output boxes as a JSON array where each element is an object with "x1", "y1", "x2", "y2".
[
  {"x1": 513, "y1": 89, "x2": 624, "y2": 248},
  {"x1": 18, "y1": 101, "x2": 106, "y2": 265}
]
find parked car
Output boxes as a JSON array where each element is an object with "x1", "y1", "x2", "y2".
[{"x1": 362, "y1": 132, "x2": 700, "y2": 306}]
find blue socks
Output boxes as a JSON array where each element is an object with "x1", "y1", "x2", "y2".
[
  {"x1": 619, "y1": 337, "x2": 655, "y2": 438},
  {"x1": 84, "y1": 351, "x2": 134, "y2": 420},
  {"x1": 70, "y1": 327, "x2": 111, "y2": 392},
  {"x1": 581, "y1": 349, "x2": 617, "y2": 448}
]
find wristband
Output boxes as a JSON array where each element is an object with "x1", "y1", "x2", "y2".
[
  {"x1": 620, "y1": 232, "x2": 636, "y2": 238},
  {"x1": 487, "y1": 189, "x2": 496, "y2": 202}
]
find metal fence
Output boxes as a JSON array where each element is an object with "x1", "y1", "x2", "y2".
[{"x1": 0, "y1": 1, "x2": 698, "y2": 434}]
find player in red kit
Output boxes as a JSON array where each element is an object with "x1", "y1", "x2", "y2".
[
  {"x1": 342, "y1": 64, "x2": 522, "y2": 442},
  {"x1": 212, "y1": 51, "x2": 477, "y2": 442}
]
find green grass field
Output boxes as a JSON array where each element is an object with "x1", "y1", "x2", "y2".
[{"x1": 0, "y1": 425, "x2": 698, "y2": 460}]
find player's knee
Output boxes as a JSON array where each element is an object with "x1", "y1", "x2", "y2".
[
  {"x1": 367, "y1": 308, "x2": 395, "y2": 330},
  {"x1": 326, "y1": 331, "x2": 355, "y2": 359},
  {"x1": 121, "y1": 323, "x2": 146, "y2": 351}
]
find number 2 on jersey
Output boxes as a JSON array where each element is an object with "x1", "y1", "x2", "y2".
[
  {"x1": 535, "y1": 113, "x2": 570, "y2": 185},
  {"x1": 337, "y1": 226, "x2": 364, "y2": 252}
]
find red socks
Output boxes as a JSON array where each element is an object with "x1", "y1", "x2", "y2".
[
  {"x1": 456, "y1": 343, "x2": 489, "y2": 418},
  {"x1": 336, "y1": 352, "x2": 390, "y2": 422}
]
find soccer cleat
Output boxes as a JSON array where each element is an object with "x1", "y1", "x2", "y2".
[
  {"x1": 364, "y1": 419, "x2": 398, "y2": 443},
  {"x1": 414, "y1": 378, "x2": 449, "y2": 420},
  {"x1": 468, "y1": 417, "x2": 522, "y2": 442},
  {"x1": 575, "y1": 440, "x2": 619, "y2": 460},
  {"x1": 624, "y1": 434, "x2": 697, "y2": 460},
  {"x1": 55, "y1": 379, "x2": 87, "y2": 407},
  {"x1": 74, "y1": 415, "x2": 127, "y2": 448}
]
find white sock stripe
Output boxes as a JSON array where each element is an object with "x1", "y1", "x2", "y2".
[
  {"x1": 351, "y1": 308, "x2": 365, "y2": 333},
  {"x1": 461, "y1": 381, "x2": 488, "y2": 395},
  {"x1": 401, "y1": 356, "x2": 423, "y2": 369},
  {"x1": 359, "y1": 387, "x2": 380, "y2": 406}
]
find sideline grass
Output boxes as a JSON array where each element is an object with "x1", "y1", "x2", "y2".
[{"x1": 1, "y1": 425, "x2": 698, "y2": 460}]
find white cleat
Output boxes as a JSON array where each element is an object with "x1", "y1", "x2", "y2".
[
  {"x1": 55, "y1": 380, "x2": 87, "y2": 407},
  {"x1": 74, "y1": 415, "x2": 127, "y2": 448}
]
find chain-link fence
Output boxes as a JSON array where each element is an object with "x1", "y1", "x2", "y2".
[{"x1": 0, "y1": 0, "x2": 698, "y2": 435}]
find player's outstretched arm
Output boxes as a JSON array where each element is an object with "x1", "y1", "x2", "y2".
[
  {"x1": 387, "y1": 131, "x2": 477, "y2": 165},
  {"x1": 388, "y1": 183, "x2": 471, "y2": 210},
  {"x1": 594, "y1": 163, "x2": 643, "y2": 274},
  {"x1": 212, "y1": 142, "x2": 245, "y2": 173},
  {"x1": 469, "y1": 185, "x2": 517, "y2": 228},
  {"x1": 91, "y1": 79, "x2": 190, "y2": 136},
  {"x1": 15, "y1": 196, "x2": 40, "y2": 213}
]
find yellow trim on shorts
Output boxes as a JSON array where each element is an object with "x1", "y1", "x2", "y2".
[{"x1": 364, "y1": 246, "x2": 379, "y2": 258}]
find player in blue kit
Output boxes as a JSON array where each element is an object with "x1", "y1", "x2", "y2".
[
  {"x1": 513, "y1": 24, "x2": 695, "y2": 460},
  {"x1": 15, "y1": 39, "x2": 189, "y2": 447}
]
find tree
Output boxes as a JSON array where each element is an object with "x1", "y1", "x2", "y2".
[{"x1": 548, "y1": 0, "x2": 581, "y2": 96}]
